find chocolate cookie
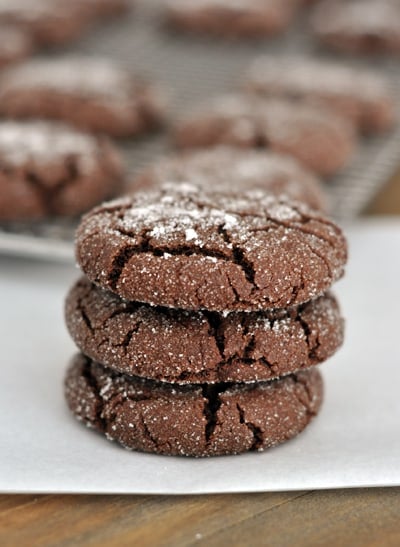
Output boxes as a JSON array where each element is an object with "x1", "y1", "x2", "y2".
[
  {"x1": 0, "y1": 25, "x2": 33, "y2": 69},
  {"x1": 174, "y1": 94, "x2": 356, "y2": 176},
  {"x1": 311, "y1": 0, "x2": 400, "y2": 55},
  {"x1": 0, "y1": 57, "x2": 166, "y2": 138},
  {"x1": 76, "y1": 186, "x2": 347, "y2": 311},
  {"x1": 133, "y1": 148, "x2": 327, "y2": 212},
  {"x1": 165, "y1": 0, "x2": 299, "y2": 39},
  {"x1": 245, "y1": 56, "x2": 396, "y2": 134},
  {"x1": 65, "y1": 354, "x2": 323, "y2": 456},
  {"x1": 0, "y1": 121, "x2": 123, "y2": 221},
  {"x1": 66, "y1": 276, "x2": 343, "y2": 384},
  {"x1": 0, "y1": 0, "x2": 87, "y2": 47}
]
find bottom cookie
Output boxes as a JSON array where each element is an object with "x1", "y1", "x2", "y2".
[{"x1": 65, "y1": 354, "x2": 323, "y2": 457}]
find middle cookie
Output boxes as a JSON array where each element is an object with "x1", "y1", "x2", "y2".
[{"x1": 65, "y1": 277, "x2": 344, "y2": 384}]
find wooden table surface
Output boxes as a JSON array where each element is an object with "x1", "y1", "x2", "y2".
[{"x1": 2, "y1": 173, "x2": 400, "y2": 547}]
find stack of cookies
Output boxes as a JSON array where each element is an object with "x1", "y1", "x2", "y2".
[{"x1": 64, "y1": 185, "x2": 347, "y2": 457}]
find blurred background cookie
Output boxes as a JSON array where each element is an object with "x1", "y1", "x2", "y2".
[
  {"x1": 245, "y1": 56, "x2": 396, "y2": 134},
  {"x1": 0, "y1": 57, "x2": 166, "y2": 138},
  {"x1": 0, "y1": 25, "x2": 34, "y2": 69},
  {"x1": 165, "y1": 0, "x2": 300, "y2": 39},
  {"x1": 133, "y1": 147, "x2": 327, "y2": 211},
  {"x1": 311, "y1": 0, "x2": 400, "y2": 55},
  {"x1": 174, "y1": 94, "x2": 357, "y2": 176},
  {"x1": 0, "y1": 120, "x2": 124, "y2": 221},
  {"x1": 0, "y1": 0, "x2": 88, "y2": 48}
]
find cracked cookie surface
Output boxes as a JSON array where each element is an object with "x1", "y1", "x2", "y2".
[
  {"x1": 76, "y1": 185, "x2": 347, "y2": 312},
  {"x1": 174, "y1": 94, "x2": 356, "y2": 176},
  {"x1": 65, "y1": 353, "x2": 323, "y2": 456},
  {"x1": 0, "y1": 120, "x2": 123, "y2": 220},
  {"x1": 133, "y1": 147, "x2": 327, "y2": 212},
  {"x1": 66, "y1": 277, "x2": 344, "y2": 384}
]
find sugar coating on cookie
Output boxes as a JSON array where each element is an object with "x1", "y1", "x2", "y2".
[
  {"x1": 245, "y1": 56, "x2": 396, "y2": 133},
  {"x1": 76, "y1": 185, "x2": 347, "y2": 312},
  {"x1": 66, "y1": 276, "x2": 344, "y2": 384},
  {"x1": 0, "y1": 120, "x2": 123, "y2": 220},
  {"x1": 0, "y1": 57, "x2": 166, "y2": 137},
  {"x1": 165, "y1": 0, "x2": 299, "y2": 38},
  {"x1": 174, "y1": 94, "x2": 356, "y2": 176},
  {"x1": 133, "y1": 148, "x2": 327, "y2": 212},
  {"x1": 65, "y1": 354, "x2": 323, "y2": 456},
  {"x1": 0, "y1": 0, "x2": 87, "y2": 46},
  {"x1": 311, "y1": 0, "x2": 400, "y2": 54}
]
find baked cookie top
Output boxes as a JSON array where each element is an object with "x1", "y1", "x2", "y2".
[
  {"x1": 245, "y1": 56, "x2": 396, "y2": 133},
  {"x1": 174, "y1": 94, "x2": 356, "y2": 176},
  {"x1": 133, "y1": 148, "x2": 327, "y2": 212},
  {"x1": 76, "y1": 185, "x2": 347, "y2": 311},
  {"x1": 0, "y1": 57, "x2": 154, "y2": 110},
  {"x1": 0, "y1": 120, "x2": 123, "y2": 219},
  {"x1": 165, "y1": 0, "x2": 299, "y2": 38},
  {"x1": 311, "y1": 0, "x2": 400, "y2": 54}
]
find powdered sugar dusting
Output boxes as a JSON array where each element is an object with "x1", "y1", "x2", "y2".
[
  {"x1": 1, "y1": 57, "x2": 135, "y2": 106},
  {"x1": 0, "y1": 120, "x2": 98, "y2": 170}
]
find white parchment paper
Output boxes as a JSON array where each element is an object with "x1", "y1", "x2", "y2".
[{"x1": 1, "y1": 220, "x2": 399, "y2": 494}]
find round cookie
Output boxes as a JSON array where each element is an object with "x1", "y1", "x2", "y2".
[
  {"x1": 133, "y1": 148, "x2": 327, "y2": 212},
  {"x1": 76, "y1": 186, "x2": 348, "y2": 312},
  {"x1": 245, "y1": 56, "x2": 396, "y2": 134},
  {"x1": 65, "y1": 353, "x2": 323, "y2": 457},
  {"x1": 0, "y1": 57, "x2": 166, "y2": 138},
  {"x1": 174, "y1": 94, "x2": 356, "y2": 176},
  {"x1": 0, "y1": 0, "x2": 87, "y2": 47},
  {"x1": 165, "y1": 0, "x2": 299, "y2": 39},
  {"x1": 0, "y1": 121, "x2": 124, "y2": 221},
  {"x1": 66, "y1": 276, "x2": 344, "y2": 384},
  {"x1": 311, "y1": 0, "x2": 400, "y2": 55},
  {"x1": 0, "y1": 25, "x2": 33, "y2": 69}
]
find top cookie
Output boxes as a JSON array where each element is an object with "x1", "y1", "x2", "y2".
[
  {"x1": 0, "y1": 0, "x2": 87, "y2": 47},
  {"x1": 311, "y1": 0, "x2": 400, "y2": 55},
  {"x1": 76, "y1": 185, "x2": 347, "y2": 312},
  {"x1": 133, "y1": 147, "x2": 327, "y2": 212},
  {"x1": 165, "y1": 0, "x2": 299, "y2": 38},
  {"x1": 0, "y1": 57, "x2": 166, "y2": 138},
  {"x1": 245, "y1": 56, "x2": 396, "y2": 134},
  {"x1": 174, "y1": 94, "x2": 356, "y2": 176}
]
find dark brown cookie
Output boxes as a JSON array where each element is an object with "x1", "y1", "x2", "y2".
[
  {"x1": 0, "y1": 121, "x2": 124, "y2": 221},
  {"x1": 311, "y1": 0, "x2": 400, "y2": 55},
  {"x1": 165, "y1": 0, "x2": 299, "y2": 38},
  {"x1": 76, "y1": 186, "x2": 348, "y2": 312},
  {"x1": 65, "y1": 353, "x2": 323, "y2": 456},
  {"x1": 66, "y1": 276, "x2": 344, "y2": 384},
  {"x1": 245, "y1": 56, "x2": 396, "y2": 134},
  {"x1": 0, "y1": 25, "x2": 34, "y2": 69},
  {"x1": 174, "y1": 94, "x2": 356, "y2": 176},
  {"x1": 0, "y1": 0, "x2": 88, "y2": 47},
  {"x1": 0, "y1": 57, "x2": 166, "y2": 138},
  {"x1": 133, "y1": 148, "x2": 327, "y2": 212}
]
